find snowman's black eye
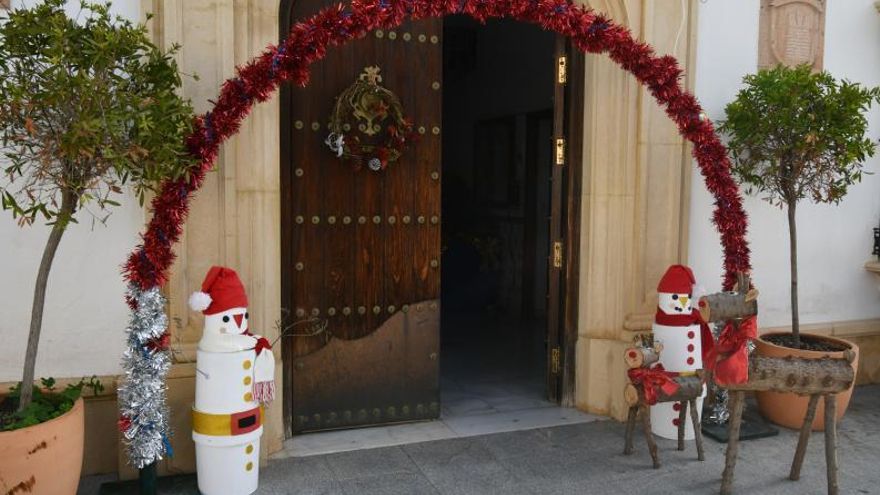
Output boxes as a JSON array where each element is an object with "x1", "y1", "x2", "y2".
[
  {"x1": 672, "y1": 294, "x2": 679, "y2": 300},
  {"x1": 688, "y1": 294, "x2": 692, "y2": 299},
  {"x1": 245, "y1": 312, "x2": 249, "y2": 319},
  {"x1": 222, "y1": 315, "x2": 230, "y2": 323}
]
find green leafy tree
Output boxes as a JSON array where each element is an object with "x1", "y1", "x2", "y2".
[
  {"x1": 720, "y1": 64, "x2": 880, "y2": 346},
  {"x1": 0, "y1": 0, "x2": 194, "y2": 412}
]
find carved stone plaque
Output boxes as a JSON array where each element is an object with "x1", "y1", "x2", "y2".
[{"x1": 759, "y1": 0, "x2": 826, "y2": 71}]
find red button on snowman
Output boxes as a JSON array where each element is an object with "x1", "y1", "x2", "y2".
[
  {"x1": 189, "y1": 266, "x2": 275, "y2": 495},
  {"x1": 650, "y1": 265, "x2": 711, "y2": 440}
]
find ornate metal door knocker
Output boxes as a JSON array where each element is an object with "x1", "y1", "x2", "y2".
[{"x1": 325, "y1": 66, "x2": 417, "y2": 172}]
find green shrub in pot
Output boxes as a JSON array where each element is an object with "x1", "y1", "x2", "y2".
[
  {"x1": 0, "y1": 0, "x2": 195, "y2": 413},
  {"x1": 720, "y1": 64, "x2": 880, "y2": 350}
]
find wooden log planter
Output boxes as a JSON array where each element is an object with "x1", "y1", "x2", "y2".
[
  {"x1": 718, "y1": 351, "x2": 855, "y2": 495},
  {"x1": 623, "y1": 369, "x2": 705, "y2": 468}
]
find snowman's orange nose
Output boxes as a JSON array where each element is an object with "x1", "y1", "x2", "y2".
[{"x1": 234, "y1": 313, "x2": 244, "y2": 328}]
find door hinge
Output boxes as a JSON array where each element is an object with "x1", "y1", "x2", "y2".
[
  {"x1": 553, "y1": 241, "x2": 563, "y2": 268},
  {"x1": 551, "y1": 347, "x2": 561, "y2": 374},
  {"x1": 557, "y1": 55, "x2": 567, "y2": 84},
  {"x1": 555, "y1": 138, "x2": 565, "y2": 166}
]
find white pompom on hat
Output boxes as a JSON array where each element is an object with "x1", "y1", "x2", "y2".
[{"x1": 188, "y1": 291, "x2": 213, "y2": 312}]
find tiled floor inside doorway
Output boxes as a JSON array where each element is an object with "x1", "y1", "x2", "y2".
[{"x1": 274, "y1": 311, "x2": 601, "y2": 459}]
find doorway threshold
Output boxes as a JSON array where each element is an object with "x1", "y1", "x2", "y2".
[{"x1": 273, "y1": 405, "x2": 603, "y2": 459}]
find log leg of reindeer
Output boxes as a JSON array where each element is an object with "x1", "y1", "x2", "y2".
[
  {"x1": 677, "y1": 400, "x2": 688, "y2": 451},
  {"x1": 640, "y1": 403, "x2": 660, "y2": 469},
  {"x1": 690, "y1": 397, "x2": 705, "y2": 461},
  {"x1": 825, "y1": 394, "x2": 839, "y2": 495},
  {"x1": 624, "y1": 406, "x2": 637, "y2": 455},
  {"x1": 790, "y1": 394, "x2": 820, "y2": 481},
  {"x1": 720, "y1": 390, "x2": 745, "y2": 495}
]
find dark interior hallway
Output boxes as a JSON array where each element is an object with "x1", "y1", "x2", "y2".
[{"x1": 440, "y1": 15, "x2": 556, "y2": 412}]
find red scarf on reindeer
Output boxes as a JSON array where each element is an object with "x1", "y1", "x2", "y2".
[
  {"x1": 707, "y1": 317, "x2": 757, "y2": 386},
  {"x1": 628, "y1": 364, "x2": 680, "y2": 406}
]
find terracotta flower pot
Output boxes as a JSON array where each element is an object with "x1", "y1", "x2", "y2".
[
  {"x1": 0, "y1": 397, "x2": 84, "y2": 495},
  {"x1": 754, "y1": 332, "x2": 858, "y2": 431}
]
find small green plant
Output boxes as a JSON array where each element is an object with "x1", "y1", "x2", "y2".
[
  {"x1": 0, "y1": 0, "x2": 195, "y2": 412},
  {"x1": 0, "y1": 376, "x2": 103, "y2": 431},
  {"x1": 720, "y1": 64, "x2": 880, "y2": 346}
]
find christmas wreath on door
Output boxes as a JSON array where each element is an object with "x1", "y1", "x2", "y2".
[{"x1": 325, "y1": 66, "x2": 417, "y2": 171}]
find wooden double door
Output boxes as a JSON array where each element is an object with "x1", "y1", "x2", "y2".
[{"x1": 281, "y1": 1, "x2": 573, "y2": 434}]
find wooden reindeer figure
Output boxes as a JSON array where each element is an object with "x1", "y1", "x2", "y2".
[
  {"x1": 622, "y1": 338, "x2": 706, "y2": 468},
  {"x1": 718, "y1": 351, "x2": 855, "y2": 495},
  {"x1": 700, "y1": 272, "x2": 855, "y2": 495}
]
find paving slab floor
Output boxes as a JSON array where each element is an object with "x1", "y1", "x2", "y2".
[{"x1": 79, "y1": 384, "x2": 880, "y2": 494}]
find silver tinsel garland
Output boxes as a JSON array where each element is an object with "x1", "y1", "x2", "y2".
[
  {"x1": 705, "y1": 321, "x2": 729, "y2": 425},
  {"x1": 118, "y1": 284, "x2": 172, "y2": 469}
]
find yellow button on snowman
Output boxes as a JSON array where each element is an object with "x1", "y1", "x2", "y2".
[{"x1": 189, "y1": 266, "x2": 274, "y2": 495}]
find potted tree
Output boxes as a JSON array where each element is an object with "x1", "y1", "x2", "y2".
[
  {"x1": 0, "y1": 1, "x2": 194, "y2": 492},
  {"x1": 720, "y1": 64, "x2": 880, "y2": 430}
]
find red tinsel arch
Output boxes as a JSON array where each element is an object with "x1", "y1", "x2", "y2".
[{"x1": 123, "y1": 0, "x2": 750, "y2": 345}]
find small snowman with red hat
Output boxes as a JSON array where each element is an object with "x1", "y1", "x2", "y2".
[
  {"x1": 189, "y1": 266, "x2": 274, "y2": 495},
  {"x1": 651, "y1": 264, "x2": 712, "y2": 440}
]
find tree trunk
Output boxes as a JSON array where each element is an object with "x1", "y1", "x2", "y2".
[
  {"x1": 788, "y1": 202, "x2": 800, "y2": 344},
  {"x1": 18, "y1": 191, "x2": 76, "y2": 412}
]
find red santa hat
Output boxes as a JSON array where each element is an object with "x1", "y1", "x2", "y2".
[
  {"x1": 657, "y1": 265, "x2": 696, "y2": 294},
  {"x1": 188, "y1": 266, "x2": 248, "y2": 315}
]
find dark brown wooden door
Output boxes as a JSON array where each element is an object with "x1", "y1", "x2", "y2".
[
  {"x1": 281, "y1": 1, "x2": 442, "y2": 433},
  {"x1": 546, "y1": 37, "x2": 569, "y2": 403}
]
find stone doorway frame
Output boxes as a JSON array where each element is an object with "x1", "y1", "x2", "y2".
[
  {"x1": 134, "y1": 0, "x2": 703, "y2": 474},
  {"x1": 277, "y1": 2, "x2": 586, "y2": 433}
]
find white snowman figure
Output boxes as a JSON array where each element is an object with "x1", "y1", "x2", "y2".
[
  {"x1": 650, "y1": 265, "x2": 710, "y2": 440},
  {"x1": 189, "y1": 266, "x2": 275, "y2": 495}
]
